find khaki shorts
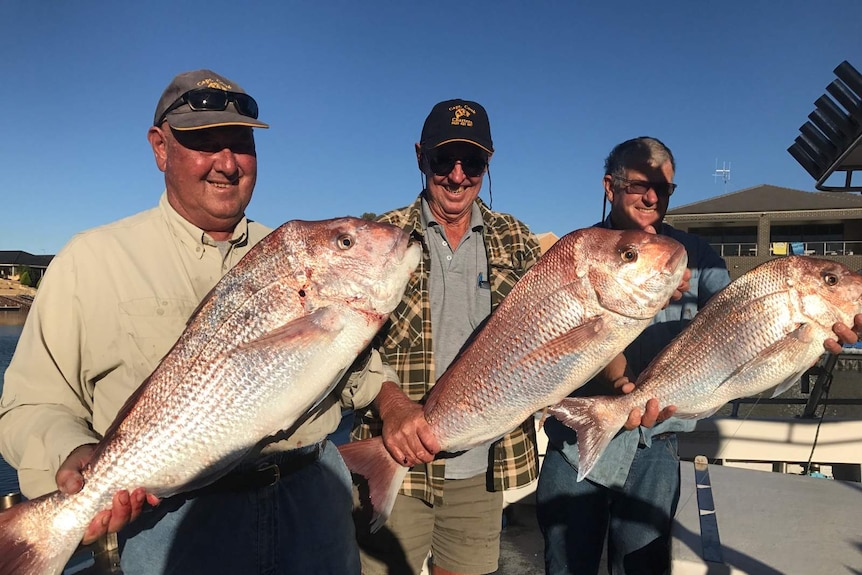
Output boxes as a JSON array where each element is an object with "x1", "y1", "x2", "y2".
[{"x1": 356, "y1": 473, "x2": 504, "y2": 575}]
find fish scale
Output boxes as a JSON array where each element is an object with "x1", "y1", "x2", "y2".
[
  {"x1": 0, "y1": 217, "x2": 420, "y2": 575},
  {"x1": 341, "y1": 226, "x2": 688, "y2": 531},
  {"x1": 550, "y1": 255, "x2": 862, "y2": 481}
]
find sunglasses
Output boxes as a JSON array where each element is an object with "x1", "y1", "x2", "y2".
[
  {"x1": 614, "y1": 176, "x2": 677, "y2": 197},
  {"x1": 427, "y1": 152, "x2": 488, "y2": 178},
  {"x1": 156, "y1": 88, "x2": 260, "y2": 126}
]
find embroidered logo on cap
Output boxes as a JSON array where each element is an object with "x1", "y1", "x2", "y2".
[
  {"x1": 450, "y1": 104, "x2": 477, "y2": 127},
  {"x1": 196, "y1": 78, "x2": 233, "y2": 91}
]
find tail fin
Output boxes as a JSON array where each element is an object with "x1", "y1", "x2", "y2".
[
  {"x1": 0, "y1": 492, "x2": 81, "y2": 575},
  {"x1": 548, "y1": 397, "x2": 625, "y2": 482},
  {"x1": 338, "y1": 437, "x2": 409, "y2": 532}
]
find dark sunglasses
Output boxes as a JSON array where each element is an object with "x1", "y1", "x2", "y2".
[
  {"x1": 427, "y1": 152, "x2": 488, "y2": 178},
  {"x1": 156, "y1": 88, "x2": 260, "y2": 126},
  {"x1": 614, "y1": 176, "x2": 677, "y2": 197}
]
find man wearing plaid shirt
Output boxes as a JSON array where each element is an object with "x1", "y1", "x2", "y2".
[{"x1": 351, "y1": 99, "x2": 541, "y2": 575}]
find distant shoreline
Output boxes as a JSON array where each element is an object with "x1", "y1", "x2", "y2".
[
  {"x1": 0, "y1": 312, "x2": 28, "y2": 327},
  {"x1": 0, "y1": 278, "x2": 34, "y2": 327}
]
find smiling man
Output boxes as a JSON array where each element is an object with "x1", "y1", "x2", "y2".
[
  {"x1": 0, "y1": 69, "x2": 384, "y2": 574},
  {"x1": 536, "y1": 136, "x2": 731, "y2": 575},
  {"x1": 351, "y1": 100, "x2": 542, "y2": 575}
]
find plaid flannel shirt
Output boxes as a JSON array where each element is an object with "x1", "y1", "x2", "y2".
[{"x1": 351, "y1": 194, "x2": 542, "y2": 505}]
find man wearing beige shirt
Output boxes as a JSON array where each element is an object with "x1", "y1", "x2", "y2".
[{"x1": 0, "y1": 69, "x2": 385, "y2": 574}]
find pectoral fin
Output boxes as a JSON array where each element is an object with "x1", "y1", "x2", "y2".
[
  {"x1": 720, "y1": 323, "x2": 813, "y2": 398},
  {"x1": 234, "y1": 307, "x2": 344, "y2": 353},
  {"x1": 519, "y1": 316, "x2": 604, "y2": 366}
]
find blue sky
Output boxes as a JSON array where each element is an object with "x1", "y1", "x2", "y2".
[{"x1": 2, "y1": 1, "x2": 860, "y2": 254}]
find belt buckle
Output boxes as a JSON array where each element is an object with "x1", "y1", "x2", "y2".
[{"x1": 259, "y1": 462, "x2": 281, "y2": 487}]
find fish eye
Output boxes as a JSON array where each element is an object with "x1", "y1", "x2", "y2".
[
  {"x1": 823, "y1": 272, "x2": 839, "y2": 286},
  {"x1": 620, "y1": 246, "x2": 638, "y2": 262},
  {"x1": 336, "y1": 234, "x2": 354, "y2": 250}
]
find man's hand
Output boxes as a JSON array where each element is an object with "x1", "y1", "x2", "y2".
[
  {"x1": 612, "y1": 376, "x2": 677, "y2": 430},
  {"x1": 375, "y1": 381, "x2": 441, "y2": 467},
  {"x1": 57, "y1": 444, "x2": 160, "y2": 545},
  {"x1": 823, "y1": 313, "x2": 862, "y2": 354},
  {"x1": 670, "y1": 267, "x2": 692, "y2": 303},
  {"x1": 623, "y1": 398, "x2": 677, "y2": 430}
]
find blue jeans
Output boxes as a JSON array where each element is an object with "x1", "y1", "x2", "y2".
[
  {"x1": 536, "y1": 435, "x2": 680, "y2": 575},
  {"x1": 119, "y1": 440, "x2": 360, "y2": 575}
]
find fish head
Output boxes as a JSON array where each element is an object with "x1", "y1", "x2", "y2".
[
  {"x1": 780, "y1": 256, "x2": 862, "y2": 327},
  {"x1": 275, "y1": 217, "x2": 420, "y2": 322},
  {"x1": 582, "y1": 228, "x2": 688, "y2": 319}
]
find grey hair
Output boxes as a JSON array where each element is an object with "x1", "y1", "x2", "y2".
[{"x1": 603, "y1": 137, "x2": 675, "y2": 181}]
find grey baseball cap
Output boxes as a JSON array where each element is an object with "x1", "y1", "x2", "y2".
[{"x1": 153, "y1": 69, "x2": 269, "y2": 130}]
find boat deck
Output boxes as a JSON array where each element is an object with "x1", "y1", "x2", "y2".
[{"x1": 673, "y1": 460, "x2": 862, "y2": 574}]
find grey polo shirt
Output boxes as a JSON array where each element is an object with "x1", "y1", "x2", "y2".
[{"x1": 421, "y1": 199, "x2": 493, "y2": 479}]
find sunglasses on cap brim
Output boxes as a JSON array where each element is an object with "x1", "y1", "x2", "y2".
[{"x1": 156, "y1": 88, "x2": 260, "y2": 126}]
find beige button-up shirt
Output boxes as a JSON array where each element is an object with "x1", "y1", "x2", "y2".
[{"x1": 0, "y1": 193, "x2": 388, "y2": 498}]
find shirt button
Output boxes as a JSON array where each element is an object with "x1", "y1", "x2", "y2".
[{"x1": 446, "y1": 255, "x2": 452, "y2": 261}]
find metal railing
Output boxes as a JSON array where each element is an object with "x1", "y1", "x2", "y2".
[
  {"x1": 710, "y1": 243, "x2": 758, "y2": 257},
  {"x1": 710, "y1": 241, "x2": 862, "y2": 257}
]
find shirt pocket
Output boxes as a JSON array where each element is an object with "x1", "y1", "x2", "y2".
[
  {"x1": 471, "y1": 283, "x2": 492, "y2": 330},
  {"x1": 118, "y1": 297, "x2": 198, "y2": 371}
]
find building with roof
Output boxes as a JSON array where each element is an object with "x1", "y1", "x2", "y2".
[
  {"x1": 536, "y1": 232, "x2": 559, "y2": 254},
  {"x1": 0, "y1": 251, "x2": 54, "y2": 284},
  {"x1": 664, "y1": 184, "x2": 862, "y2": 279}
]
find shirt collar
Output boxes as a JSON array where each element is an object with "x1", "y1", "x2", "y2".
[
  {"x1": 158, "y1": 192, "x2": 249, "y2": 258},
  {"x1": 419, "y1": 196, "x2": 485, "y2": 234}
]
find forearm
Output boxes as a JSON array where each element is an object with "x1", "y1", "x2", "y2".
[
  {"x1": 373, "y1": 380, "x2": 415, "y2": 421},
  {"x1": 0, "y1": 405, "x2": 97, "y2": 498},
  {"x1": 0, "y1": 253, "x2": 98, "y2": 491}
]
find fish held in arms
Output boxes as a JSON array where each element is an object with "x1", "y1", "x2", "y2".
[
  {"x1": 340, "y1": 226, "x2": 688, "y2": 530},
  {"x1": 0, "y1": 217, "x2": 420, "y2": 575},
  {"x1": 550, "y1": 255, "x2": 862, "y2": 481}
]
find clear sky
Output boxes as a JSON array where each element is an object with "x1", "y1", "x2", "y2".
[{"x1": 2, "y1": 1, "x2": 860, "y2": 254}]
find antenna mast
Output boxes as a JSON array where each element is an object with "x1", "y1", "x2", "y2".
[{"x1": 714, "y1": 159, "x2": 731, "y2": 193}]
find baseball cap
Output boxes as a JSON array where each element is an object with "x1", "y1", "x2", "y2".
[
  {"x1": 153, "y1": 69, "x2": 269, "y2": 130},
  {"x1": 420, "y1": 99, "x2": 493, "y2": 155}
]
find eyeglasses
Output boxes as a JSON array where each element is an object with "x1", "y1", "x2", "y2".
[
  {"x1": 156, "y1": 88, "x2": 260, "y2": 126},
  {"x1": 614, "y1": 176, "x2": 677, "y2": 197},
  {"x1": 427, "y1": 152, "x2": 488, "y2": 178}
]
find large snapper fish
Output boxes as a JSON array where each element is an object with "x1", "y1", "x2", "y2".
[
  {"x1": 0, "y1": 217, "x2": 420, "y2": 575},
  {"x1": 550, "y1": 256, "x2": 862, "y2": 481},
  {"x1": 340, "y1": 227, "x2": 687, "y2": 530}
]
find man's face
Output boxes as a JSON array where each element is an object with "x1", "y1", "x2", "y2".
[
  {"x1": 419, "y1": 142, "x2": 488, "y2": 226},
  {"x1": 603, "y1": 161, "x2": 674, "y2": 231},
  {"x1": 148, "y1": 125, "x2": 257, "y2": 237}
]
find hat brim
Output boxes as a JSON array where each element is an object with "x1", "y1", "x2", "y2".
[
  {"x1": 431, "y1": 138, "x2": 493, "y2": 156},
  {"x1": 166, "y1": 108, "x2": 269, "y2": 130}
]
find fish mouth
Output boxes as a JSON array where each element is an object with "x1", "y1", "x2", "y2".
[
  {"x1": 367, "y1": 240, "x2": 420, "y2": 315},
  {"x1": 389, "y1": 229, "x2": 414, "y2": 260},
  {"x1": 653, "y1": 243, "x2": 688, "y2": 298},
  {"x1": 664, "y1": 243, "x2": 688, "y2": 277}
]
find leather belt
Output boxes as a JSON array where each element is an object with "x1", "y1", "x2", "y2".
[{"x1": 200, "y1": 443, "x2": 322, "y2": 494}]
